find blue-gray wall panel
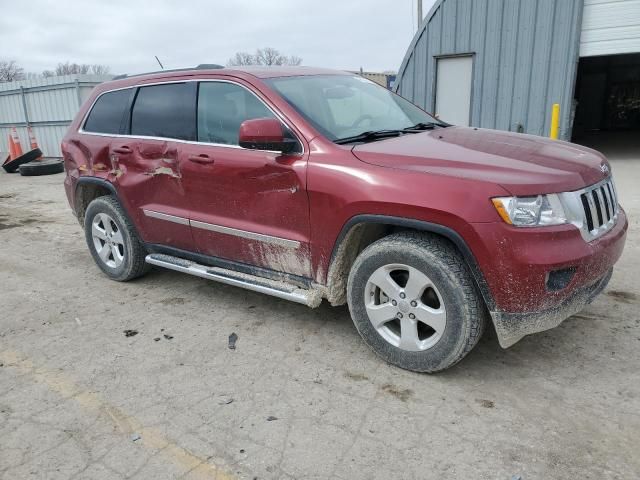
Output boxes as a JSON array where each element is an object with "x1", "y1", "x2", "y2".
[
  {"x1": 395, "y1": 0, "x2": 584, "y2": 140},
  {"x1": 495, "y1": 0, "x2": 520, "y2": 131},
  {"x1": 0, "y1": 75, "x2": 110, "y2": 157},
  {"x1": 469, "y1": 0, "x2": 488, "y2": 126}
]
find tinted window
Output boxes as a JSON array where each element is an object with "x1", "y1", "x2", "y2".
[
  {"x1": 131, "y1": 83, "x2": 195, "y2": 140},
  {"x1": 197, "y1": 82, "x2": 276, "y2": 145},
  {"x1": 83, "y1": 89, "x2": 131, "y2": 134}
]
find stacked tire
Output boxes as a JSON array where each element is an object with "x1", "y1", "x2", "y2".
[
  {"x1": 2, "y1": 148, "x2": 64, "y2": 176},
  {"x1": 19, "y1": 158, "x2": 64, "y2": 176}
]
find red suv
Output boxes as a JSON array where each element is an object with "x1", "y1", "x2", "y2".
[{"x1": 62, "y1": 65, "x2": 627, "y2": 372}]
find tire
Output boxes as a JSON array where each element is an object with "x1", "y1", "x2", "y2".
[
  {"x1": 2, "y1": 148, "x2": 42, "y2": 173},
  {"x1": 84, "y1": 196, "x2": 150, "y2": 281},
  {"x1": 347, "y1": 232, "x2": 486, "y2": 373},
  {"x1": 19, "y1": 158, "x2": 64, "y2": 176}
]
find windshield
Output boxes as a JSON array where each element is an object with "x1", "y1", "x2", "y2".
[{"x1": 265, "y1": 75, "x2": 442, "y2": 142}]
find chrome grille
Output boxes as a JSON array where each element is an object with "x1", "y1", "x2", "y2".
[{"x1": 576, "y1": 178, "x2": 618, "y2": 240}]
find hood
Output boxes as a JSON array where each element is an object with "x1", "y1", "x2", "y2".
[{"x1": 351, "y1": 127, "x2": 610, "y2": 195}]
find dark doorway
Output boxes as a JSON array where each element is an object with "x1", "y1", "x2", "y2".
[{"x1": 572, "y1": 53, "x2": 640, "y2": 141}]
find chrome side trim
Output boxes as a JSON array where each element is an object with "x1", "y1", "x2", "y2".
[
  {"x1": 142, "y1": 209, "x2": 300, "y2": 248},
  {"x1": 145, "y1": 254, "x2": 318, "y2": 307},
  {"x1": 190, "y1": 220, "x2": 300, "y2": 248},
  {"x1": 143, "y1": 209, "x2": 189, "y2": 226}
]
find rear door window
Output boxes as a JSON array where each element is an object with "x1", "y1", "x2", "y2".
[
  {"x1": 83, "y1": 89, "x2": 132, "y2": 134},
  {"x1": 197, "y1": 82, "x2": 276, "y2": 145},
  {"x1": 130, "y1": 83, "x2": 196, "y2": 141}
]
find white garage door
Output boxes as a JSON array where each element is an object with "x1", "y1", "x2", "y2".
[
  {"x1": 580, "y1": 0, "x2": 640, "y2": 57},
  {"x1": 435, "y1": 56, "x2": 473, "y2": 126}
]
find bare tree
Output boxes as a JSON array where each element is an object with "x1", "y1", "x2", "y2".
[
  {"x1": 90, "y1": 64, "x2": 110, "y2": 75},
  {"x1": 255, "y1": 47, "x2": 282, "y2": 66},
  {"x1": 227, "y1": 52, "x2": 256, "y2": 66},
  {"x1": 41, "y1": 62, "x2": 110, "y2": 77},
  {"x1": 48, "y1": 62, "x2": 110, "y2": 76},
  {"x1": 287, "y1": 55, "x2": 303, "y2": 66},
  {"x1": 0, "y1": 60, "x2": 25, "y2": 83},
  {"x1": 227, "y1": 48, "x2": 302, "y2": 67},
  {"x1": 55, "y1": 62, "x2": 90, "y2": 75}
]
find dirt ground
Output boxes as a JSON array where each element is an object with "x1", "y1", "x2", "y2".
[{"x1": 1, "y1": 137, "x2": 638, "y2": 479}]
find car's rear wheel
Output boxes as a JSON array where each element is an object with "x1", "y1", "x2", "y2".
[
  {"x1": 347, "y1": 232, "x2": 486, "y2": 372},
  {"x1": 84, "y1": 196, "x2": 150, "y2": 281}
]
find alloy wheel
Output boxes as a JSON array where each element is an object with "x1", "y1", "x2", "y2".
[
  {"x1": 364, "y1": 263, "x2": 447, "y2": 351},
  {"x1": 91, "y1": 213, "x2": 125, "y2": 269}
]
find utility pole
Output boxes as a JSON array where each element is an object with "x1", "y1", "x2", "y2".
[{"x1": 417, "y1": 0, "x2": 422, "y2": 31}]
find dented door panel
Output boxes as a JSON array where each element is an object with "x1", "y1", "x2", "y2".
[
  {"x1": 113, "y1": 139, "x2": 195, "y2": 251},
  {"x1": 179, "y1": 144, "x2": 311, "y2": 278}
]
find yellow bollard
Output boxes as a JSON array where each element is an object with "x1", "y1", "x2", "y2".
[{"x1": 549, "y1": 103, "x2": 560, "y2": 140}]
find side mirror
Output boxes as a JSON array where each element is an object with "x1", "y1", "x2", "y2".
[{"x1": 238, "y1": 118, "x2": 298, "y2": 154}]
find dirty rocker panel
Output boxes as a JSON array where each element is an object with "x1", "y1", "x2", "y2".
[
  {"x1": 145, "y1": 253, "x2": 319, "y2": 307},
  {"x1": 146, "y1": 244, "x2": 312, "y2": 289}
]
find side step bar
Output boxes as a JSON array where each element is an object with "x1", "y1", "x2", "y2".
[{"x1": 145, "y1": 254, "x2": 322, "y2": 308}]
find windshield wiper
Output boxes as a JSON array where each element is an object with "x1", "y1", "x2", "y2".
[
  {"x1": 402, "y1": 122, "x2": 447, "y2": 131},
  {"x1": 334, "y1": 129, "x2": 404, "y2": 145},
  {"x1": 334, "y1": 122, "x2": 449, "y2": 145}
]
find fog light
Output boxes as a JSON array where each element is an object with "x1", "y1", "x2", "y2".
[{"x1": 546, "y1": 268, "x2": 576, "y2": 291}]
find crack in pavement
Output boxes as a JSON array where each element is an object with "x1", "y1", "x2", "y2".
[{"x1": 0, "y1": 349, "x2": 236, "y2": 480}]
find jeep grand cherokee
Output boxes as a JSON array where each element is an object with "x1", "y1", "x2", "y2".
[{"x1": 62, "y1": 65, "x2": 627, "y2": 372}]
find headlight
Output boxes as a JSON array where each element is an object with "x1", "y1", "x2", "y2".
[{"x1": 492, "y1": 194, "x2": 567, "y2": 226}]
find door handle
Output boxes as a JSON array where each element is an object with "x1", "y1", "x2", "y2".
[
  {"x1": 113, "y1": 146, "x2": 132, "y2": 154},
  {"x1": 188, "y1": 154, "x2": 215, "y2": 165}
]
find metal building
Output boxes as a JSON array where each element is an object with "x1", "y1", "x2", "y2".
[
  {"x1": 0, "y1": 74, "x2": 112, "y2": 158},
  {"x1": 395, "y1": 0, "x2": 640, "y2": 141}
]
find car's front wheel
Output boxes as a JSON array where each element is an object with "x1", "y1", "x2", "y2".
[
  {"x1": 347, "y1": 232, "x2": 486, "y2": 372},
  {"x1": 84, "y1": 196, "x2": 149, "y2": 281}
]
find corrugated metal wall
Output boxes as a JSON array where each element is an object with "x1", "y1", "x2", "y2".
[
  {"x1": 395, "y1": 0, "x2": 584, "y2": 140},
  {"x1": 581, "y1": 0, "x2": 640, "y2": 57},
  {"x1": 0, "y1": 74, "x2": 111, "y2": 157}
]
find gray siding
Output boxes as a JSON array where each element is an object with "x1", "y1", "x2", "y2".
[
  {"x1": 395, "y1": 0, "x2": 584, "y2": 140},
  {"x1": 0, "y1": 75, "x2": 111, "y2": 157}
]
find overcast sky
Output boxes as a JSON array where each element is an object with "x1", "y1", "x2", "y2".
[{"x1": 1, "y1": 0, "x2": 438, "y2": 76}]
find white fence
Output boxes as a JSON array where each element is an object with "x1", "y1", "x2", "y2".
[{"x1": 0, "y1": 74, "x2": 112, "y2": 158}]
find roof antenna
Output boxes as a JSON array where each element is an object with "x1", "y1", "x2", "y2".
[{"x1": 154, "y1": 56, "x2": 164, "y2": 69}]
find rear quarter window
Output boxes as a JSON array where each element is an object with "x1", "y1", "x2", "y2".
[
  {"x1": 83, "y1": 89, "x2": 132, "y2": 134},
  {"x1": 130, "y1": 83, "x2": 196, "y2": 141}
]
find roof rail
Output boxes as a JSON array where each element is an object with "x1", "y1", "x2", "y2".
[{"x1": 112, "y1": 64, "x2": 224, "y2": 81}]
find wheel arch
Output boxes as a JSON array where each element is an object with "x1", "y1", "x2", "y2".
[
  {"x1": 74, "y1": 177, "x2": 117, "y2": 223},
  {"x1": 324, "y1": 215, "x2": 495, "y2": 310},
  {"x1": 74, "y1": 177, "x2": 140, "y2": 242}
]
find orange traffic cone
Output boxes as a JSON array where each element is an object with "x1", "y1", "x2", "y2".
[
  {"x1": 27, "y1": 126, "x2": 38, "y2": 150},
  {"x1": 6, "y1": 134, "x2": 16, "y2": 163},
  {"x1": 27, "y1": 126, "x2": 43, "y2": 160},
  {"x1": 9, "y1": 127, "x2": 23, "y2": 159}
]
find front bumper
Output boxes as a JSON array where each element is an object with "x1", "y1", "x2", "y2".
[
  {"x1": 468, "y1": 208, "x2": 627, "y2": 348},
  {"x1": 491, "y1": 268, "x2": 612, "y2": 348}
]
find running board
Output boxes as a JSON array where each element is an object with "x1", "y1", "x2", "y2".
[{"x1": 145, "y1": 254, "x2": 321, "y2": 307}]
